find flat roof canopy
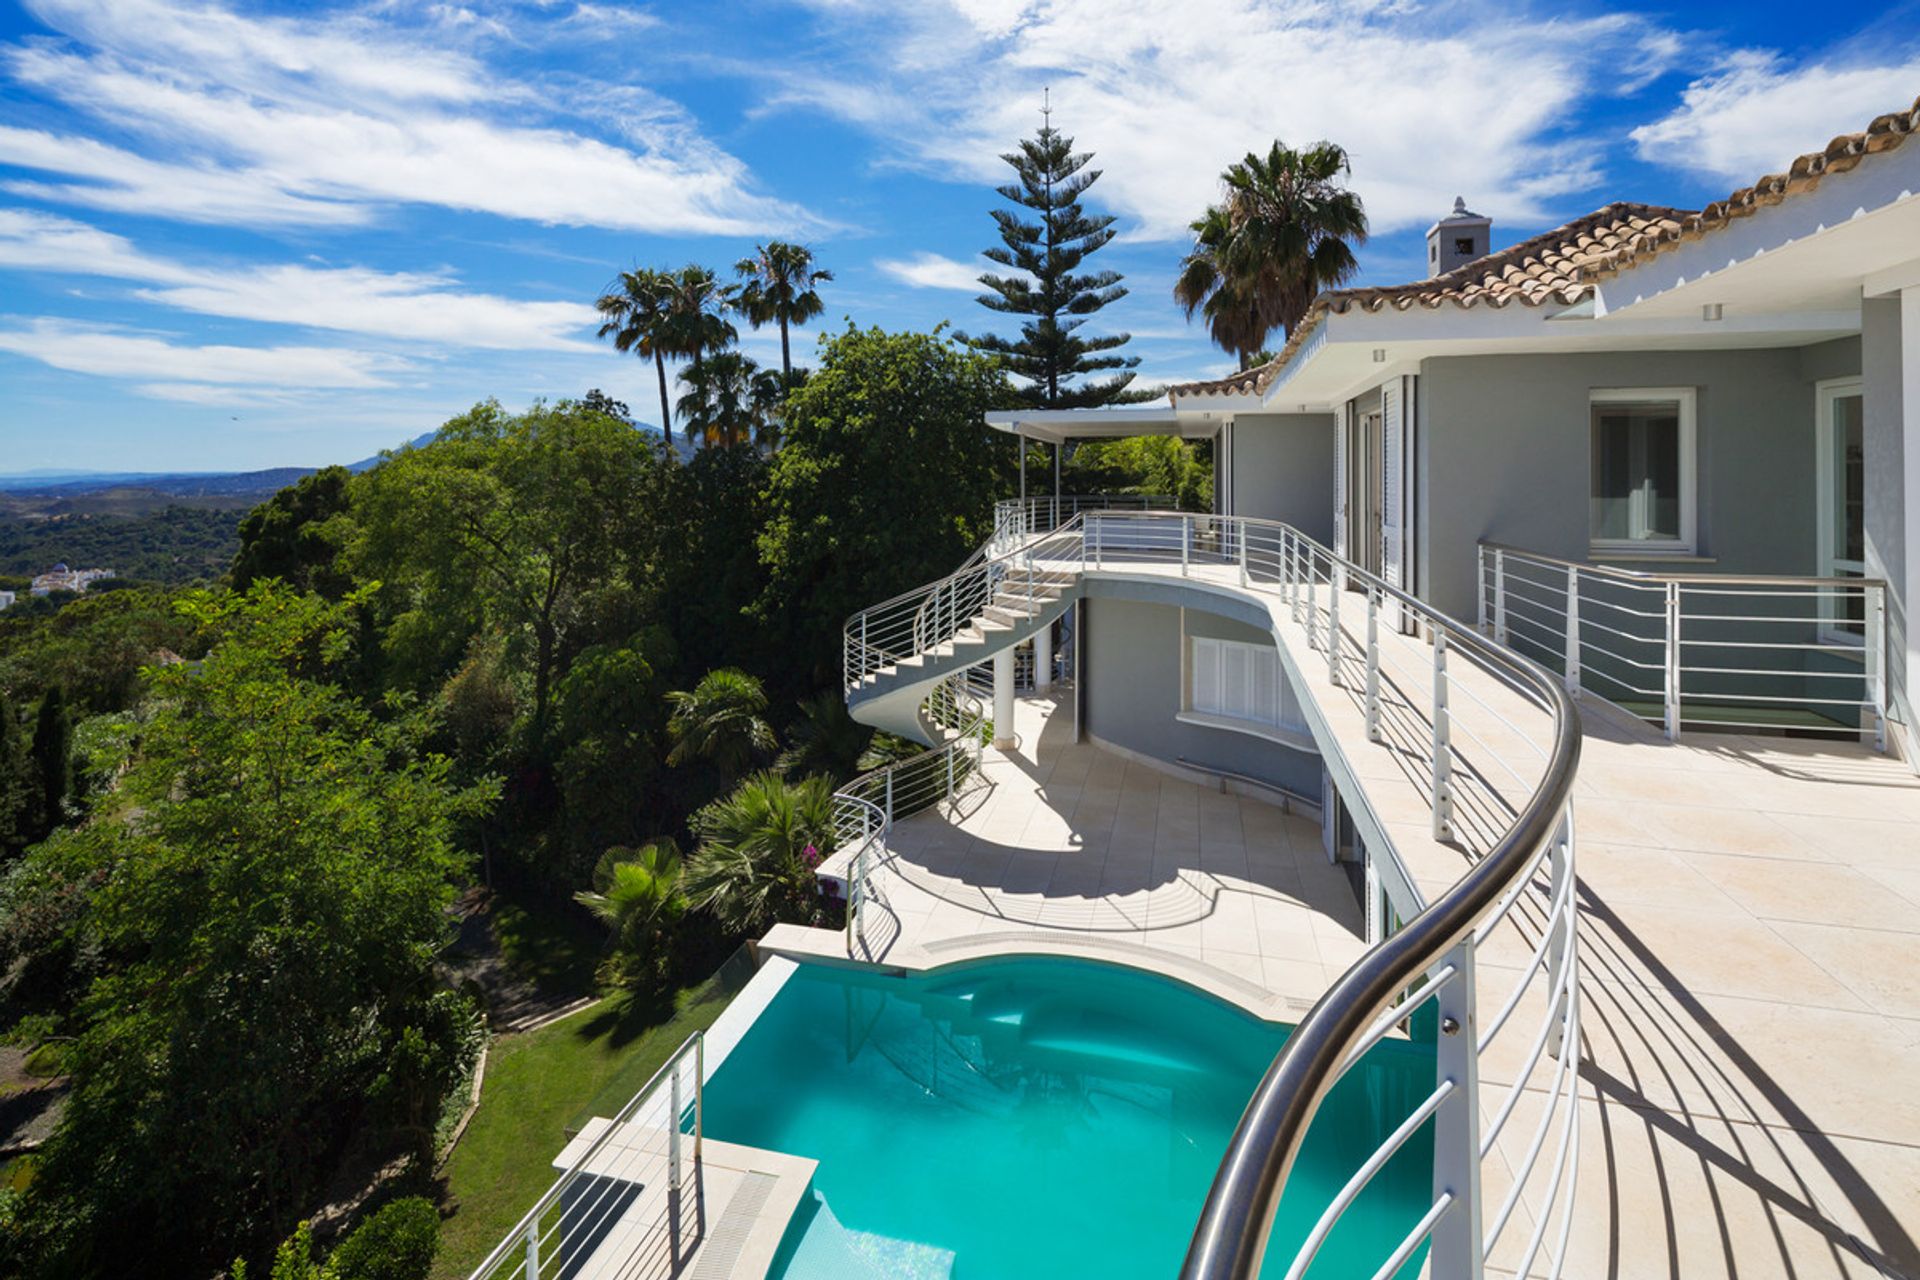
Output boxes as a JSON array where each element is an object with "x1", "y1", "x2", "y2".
[{"x1": 983, "y1": 407, "x2": 1233, "y2": 445}]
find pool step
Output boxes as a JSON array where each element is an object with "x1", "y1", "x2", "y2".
[{"x1": 777, "y1": 1190, "x2": 954, "y2": 1280}]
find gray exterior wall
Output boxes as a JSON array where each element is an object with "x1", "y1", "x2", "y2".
[
  {"x1": 1417, "y1": 343, "x2": 1860, "y2": 619},
  {"x1": 1082, "y1": 595, "x2": 1320, "y2": 797},
  {"x1": 1230, "y1": 412, "x2": 1336, "y2": 544},
  {"x1": 1863, "y1": 298, "x2": 1907, "y2": 723}
]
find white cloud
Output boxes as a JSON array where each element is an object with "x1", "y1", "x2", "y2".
[
  {"x1": 761, "y1": 0, "x2": 1688, "y2": 237},
  {"x1": 876, "y1": 251, "x2": 990, "y2": 291},
  {"x1": 0, "y1": 317, "x2": 407, "y2": 387},
  {"x1": 0, "y1": 209, "x2": 599, "y2": 350},
  {"x1": 2, "y1": 0, "x2": 820, "y2": 234},
  {"x1": 1630, "y1": 51, "x2": 1920, "y2": 182}
]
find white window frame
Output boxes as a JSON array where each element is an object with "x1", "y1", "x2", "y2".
[
  {"x1": 1588, "y1": 386, "x2": 1698, "y2": 556},
  {"x1": 1182, "y1": 633, "x2": 1309, "y2": 746},
  {"x1": 1815, "y1": 377, "x2": 1866, "y2": 647}
]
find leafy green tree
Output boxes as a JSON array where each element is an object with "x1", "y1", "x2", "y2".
[
  {"x1": 595, "y1": 269, "x2": 678, "y2": 441},
  {"x1": 655, "y1": 445, "x2": 771, "y2": 676},
  {"x1": 683, "y1": 772, "x2": 835, "y2": 932},
  {"x1": 349, "y1": 400, "x2": 663, "y2": 739},
  {"x1": 26, "y1": 685, "x2": 71, "y2": 842},
  {"x1": 10, "y1": 584, "x2": 491, "y2": 1278},
  {"x1": 756, "y1": 326, "x2": 1012, "y2": 690},
  {"x1": 1065, "y1": 436, "x2": 1212, "y2": 510},
  {"x1": 733, "y1": 242, "x2": 832, "y2": 381},
  {"x1": 0, "y1": 586, "x2": 197, "y2": 715},
  {"x1": 576, "y1": 840, "x2": 686, "y2": 985},
  {"x1": 231, "y1": 466, "x2": 354, "y2": 596},
  {"x1": 245, "y1": 1196, "x2": 439, "y2": 1280},
  {"x1": 666, "y1": 668, "x2": 776, "y2": 775},
  {"x1": 0, "y1": 693, "x2": 29, "y2": 854},
  {"x1": 1175, "y1": 140, "x2": 1368, "y2": 367},
  {"x1": 554, "y1": 635, "x2": 673, "y2": 863},
  {"x1": 962, "y1": 111, "x2": 1145, "y2": 407}
]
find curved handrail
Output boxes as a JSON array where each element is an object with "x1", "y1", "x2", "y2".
[
  {"x1": 833, "y1": 673, "x2": 988, "y2": 955},
  {"x1": 836, "y1": 506, "x2": 1582, "y2": 1276}
]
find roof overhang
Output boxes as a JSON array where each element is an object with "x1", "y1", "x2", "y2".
[
  {"x1": 1593, "y1": 142, "x2": 1920, "y2": 318},
  {"x1": 983, "y1": 407, "x2": 1238, "y2": 445},
  {"x1": 1226, "y1": 299, "x2": 1861, "y2": 413}
]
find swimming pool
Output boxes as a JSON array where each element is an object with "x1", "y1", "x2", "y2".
[{"x1": 701, "y1": 957, "x2": 1434, "y2": 1279}]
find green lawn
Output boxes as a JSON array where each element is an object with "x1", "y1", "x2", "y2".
[{"x1": 432, "y1": 951, "x2": 756, "y2": 1280}]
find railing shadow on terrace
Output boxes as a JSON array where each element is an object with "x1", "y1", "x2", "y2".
[
  {"x1": 1479, "y1": 542, "x2": 1888, "y2": 749},
  {"x1": 840, "y1": 508, "x2": 1584, "y2": 1280}
]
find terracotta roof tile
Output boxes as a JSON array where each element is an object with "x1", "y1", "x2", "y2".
[
  {"x1": 1170, "y1": 95, "x2": 1920, "y2": 405},
  {"x1": 1587, "y1": 95, "x2": 1920, "y2": 279},
  {"x1": 1169, "y1": 202, "x2": 1691, "y2": 401}
]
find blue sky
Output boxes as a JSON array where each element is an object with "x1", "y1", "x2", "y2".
[{"x1": 0, "y1": 0, "x2": 1915, "y2": 473}]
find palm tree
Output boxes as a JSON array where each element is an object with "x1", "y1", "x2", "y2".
[
  {"x1": 683, "y1": 772, "x2": 835, "y2": 932},
  {"x1": 595, "y1": 268, "x2": 676, "y2": 442},
  {"x1": 733, "y1": 242, "x2": 832, "y2": 380},
  {"x1": 777, "y1": 690, "x2": 873, "y2": 783},
  {"x1": 1173, "y1": 205, "x2": 1272, "y2": 371},
  {"x1": 662, "y1": 264, "x2": 738, "y2": 386},
  {"x1": 576, "y1": 840, "x2": 686, "y2": 978},
  {"x1": 1174, "y1": 140, "x2": 1368, "y2": 368},
  {"x1": 666, "y1": 668, "x2": 777, "y2": 773},
  {"x1": 676, "y1": 351, "x2": 760, "y2": 448}
]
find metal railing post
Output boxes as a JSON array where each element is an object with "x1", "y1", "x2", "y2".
[
  {"x1": 1493, "y1": 548, "x2": 1508, "y2": 645},
  {"x1": 669, "y1": 1055, "x2": 683, "y2": 1198},
  {"x1": 1427, "y1": 936, "x2": 1485, "y2": 1280},
  {"x1": 1432, "y1": 630, "x2": 1454, "y2": 841},
  {"x1": 1328, "y1": 566, "x2": 1343, "y2": 687},
  {"x1": 1563, "y1": 565, "x2": 1581, "y2": 695},
  {"x1": 884, "y1": 770, "x2": 894, "y2": 822},
  {"x1": 860, "y1": 614, "x2": 869, "y2": 680},
  {"x1": 1545, "y1": 810, "x2": 1573, "y2": 1059},
  {"x1": 946, "y1": 739, "x2": 956, "y2": 799},
  {"x1": 1477, "y1": 546, "x2": 1488, "y2": 634},
  {"x1": 1366, "y1": 586, "x2": 1381, "y2": 742},
  {"x1": 1239, "y1": 521, "x2": 1249, "y2": 587},
  {"x1": 1664, "y1": 581, "x2": 1682, "y2": 741},
  {"x1": 1868, "y1": 584, "x2": 1888, "y2": 752},
  {"x1": 694, "y1": 1035, "x2": 704, "y2": 1163},
  {"x1": 524, "y1": 1221, "x2": 541, "y2": 1280},
  {"x1": 1182, "y1": 517, "x2": 1191, "y2": 576}
]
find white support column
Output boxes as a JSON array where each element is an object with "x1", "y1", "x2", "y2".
[
  {"x1": 1902, "y1": 287, "x2": 1920, "y2": 737},
  {"x1": 1428, "y1": 938, "x2": 1485, "y2": 1280},
  {"x1": 993, "y1": 646, "x2": 1017, "y2": 749},
  {"x1": 1034, "y1": 620, "x2": 1054, "y2": 691}
]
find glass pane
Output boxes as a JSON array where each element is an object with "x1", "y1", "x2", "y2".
[{"x1": 1591, "y1": 401, "x2": 1682, "y2": 542}]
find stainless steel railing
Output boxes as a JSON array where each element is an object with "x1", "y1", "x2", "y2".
[
  {"x1": 1065, "y1": 512, "x2": 1581, "y2": 1280},
  {"x1": 466, "y1": 1032, "x2": 704, "y2": 1280},
  {"x1": 992, "y1": 493, "x2": 1174, "y2": 547},
  {"x1": 1479, "y1": 541, "x2": 1886, "y2": 747},
  {"x1": 835, "y1": 673, "x2": 987, "y2": 957},
  {"x1": 841, "y1": 506, "x2": 1582, "y2": 1278}
]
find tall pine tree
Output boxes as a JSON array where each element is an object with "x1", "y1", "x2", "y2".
[
  {"x1": 963, "y1": 101, "x2": 1149, "y2": 408},
  {"x1": 29, "y1": 684, "x2": 72, "y2": 842}
]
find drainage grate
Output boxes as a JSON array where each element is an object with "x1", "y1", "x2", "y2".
[{"x1": 685, "y1": 1169, "x2": 777, "y2": 1280}]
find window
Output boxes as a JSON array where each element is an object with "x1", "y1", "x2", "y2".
[
  {"x1": 1453, "y1": 236, "x2": 1475, "y2": 256},
  {"x1": 1590, "y1": 388, "x2": 1696, "y2": 553},
  {"x1": 1817, "y1": 379, "x2": 1865, "y2": 643},
  {"x1": 1188, "y1": 636, "x2": 1302, "y2": 734}
]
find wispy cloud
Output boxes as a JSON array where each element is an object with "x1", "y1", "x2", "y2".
[
  {"x1": 0, "y1": 209, "x2": 600, "y2": 350},
  {"x1": 876, "y1": 251, "x2": 990, "y2": 291},
  {"x1": 2, "y1": 0, "x2": 822, "y2": 235},
  {"x1": 0, "y1": 317, "x2": 408, "y2": 388},
  {"x1": 760, "y1": 0, "x2": 1688, "y2": 238},
  {"x1": 1630, "y1": 50, "x2": 1920, "y2": 182}
]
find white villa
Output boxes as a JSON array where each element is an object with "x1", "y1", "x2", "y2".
[{"x1": 472, "y1": 97, "x2": 1920, "y2": 1280}]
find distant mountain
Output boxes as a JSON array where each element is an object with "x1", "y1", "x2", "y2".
[{"x1": 346, "y1": 430, "x2": 440, "y2": 472}]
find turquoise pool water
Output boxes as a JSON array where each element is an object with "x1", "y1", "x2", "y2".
[{"x1": 701, "y1": 957, "x2": 1434, "y2": 1279}]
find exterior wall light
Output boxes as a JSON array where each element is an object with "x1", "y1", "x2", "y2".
[
  {"x1": 1702, "y1": 303, "x2": 1724, "y2": 321},
  {"x1": 1372, "y1": 348, "x2": 1387, "y2": 362}
]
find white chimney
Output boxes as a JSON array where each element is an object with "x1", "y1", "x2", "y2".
[{"x1": 1426, "y1": 197, "x2": 1491, "y2": 278}]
